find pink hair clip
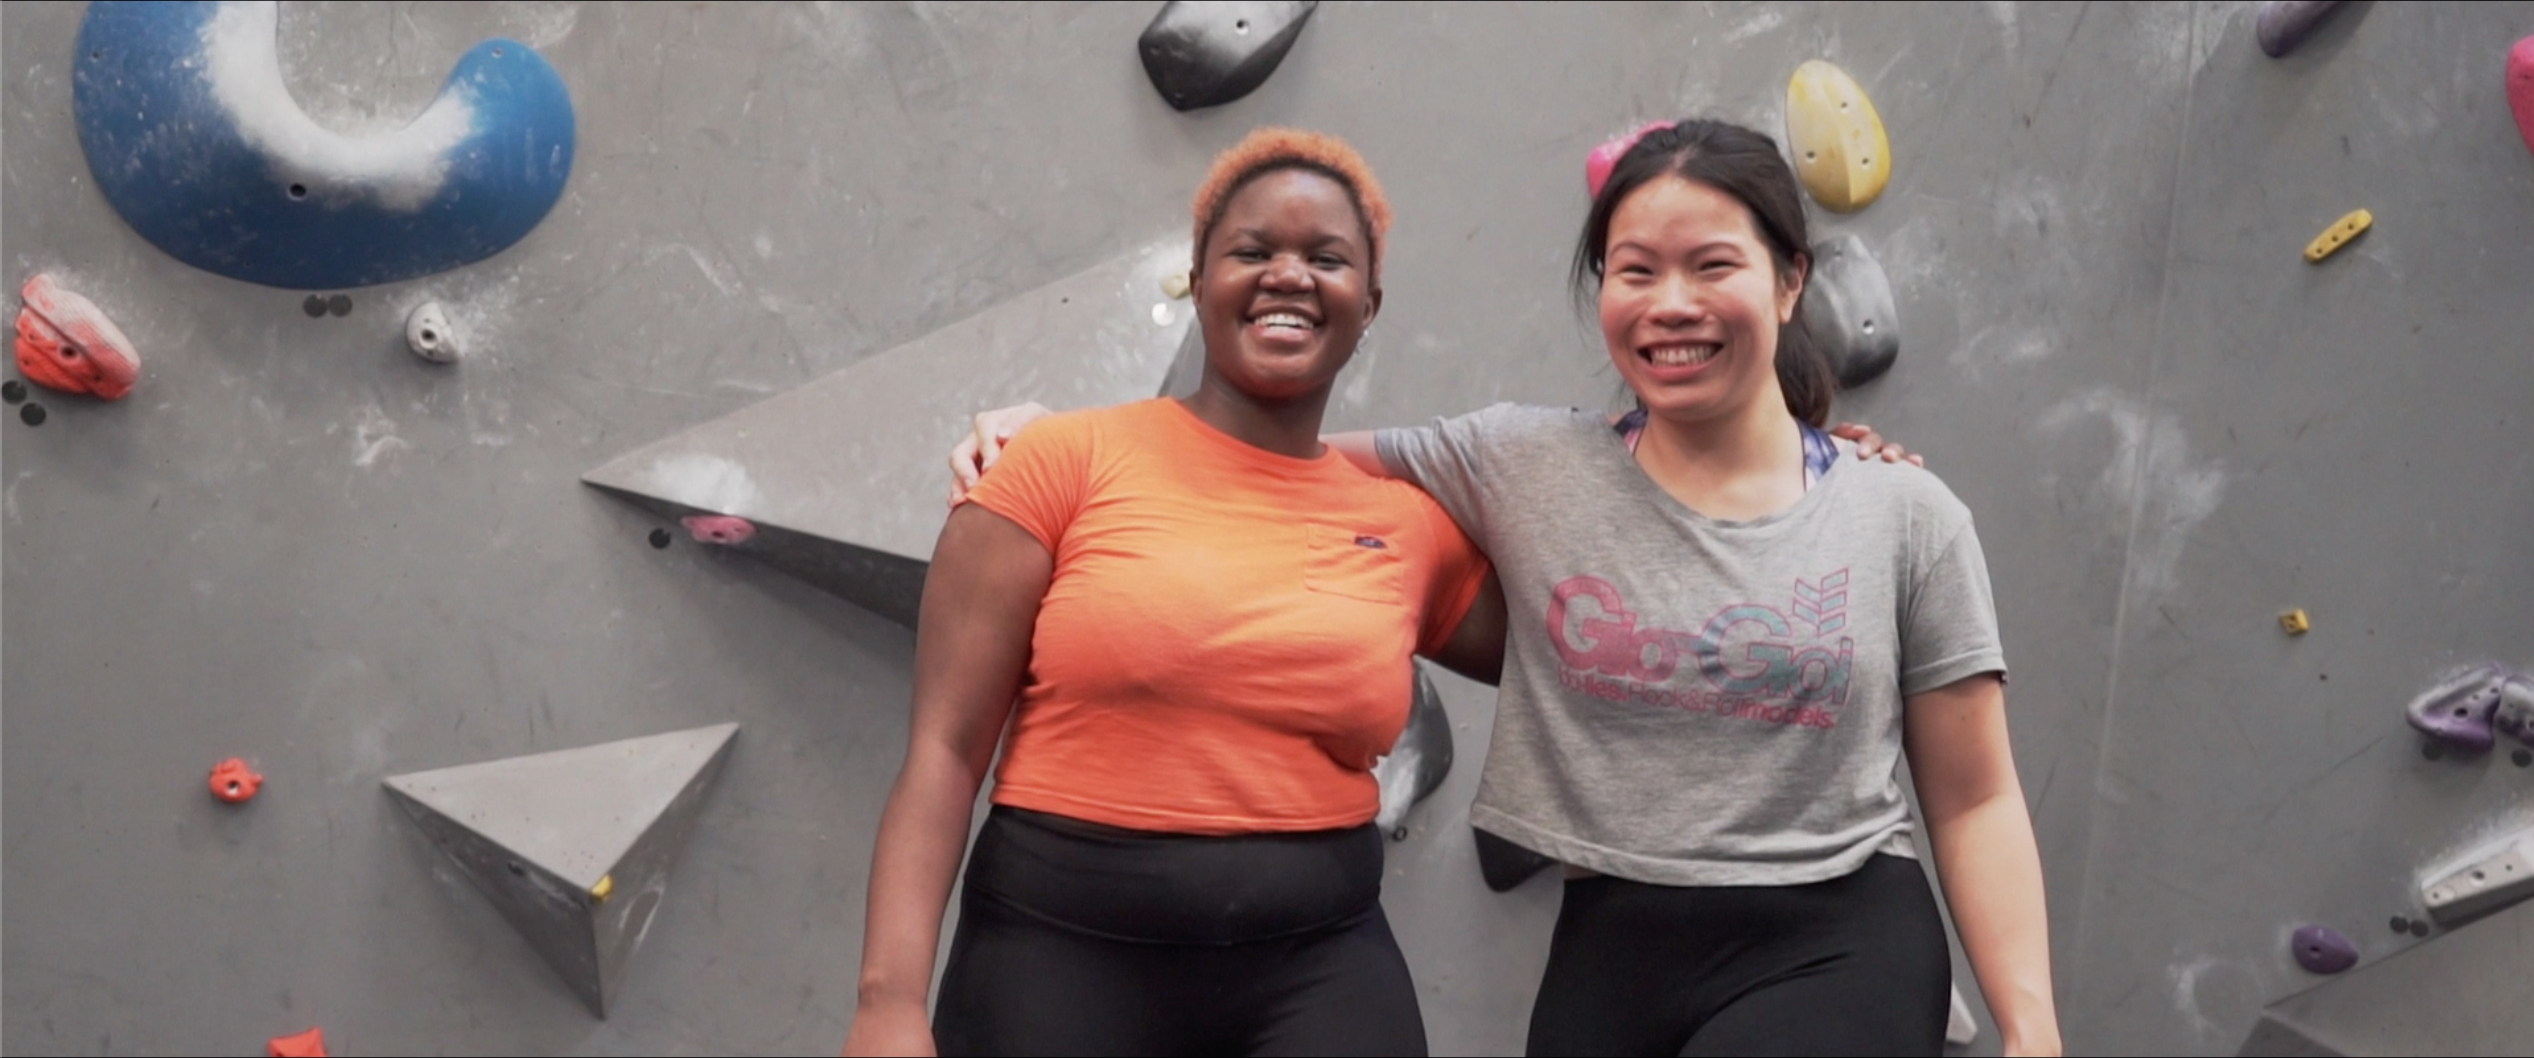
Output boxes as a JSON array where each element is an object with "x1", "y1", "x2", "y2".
[{"x1": 1585, "y1": 121, "x2": 1672, "y2": 199}]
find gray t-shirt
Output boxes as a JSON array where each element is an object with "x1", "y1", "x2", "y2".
[{"x1": 1378, "y1": 403, "x2": 2006, "y2": 886}]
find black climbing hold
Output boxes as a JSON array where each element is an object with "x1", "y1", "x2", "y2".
[
  {"x1": 326, "y1": 294, "x2": 352, "y2": 316},
  {"x1": 1137, "y1": 1, "x2": 1318, "y2": 112},
  {"x1": 648, "y1": 528, "x2": 673, "y2": 549},
  {"x1": 1474, "y1": 827, "x2": 1556, "y2": 892},
  {"x1": 1, "y1": 379, "x2": 24, "y2": 404},
  {"x1": 1801, "y1": 233, "x2": 1900, "y2": 388},
  {"x1": 2388, "y1": 914, "x2": 2410, "y2": 933},
  {"x1": 19, "y1": 402, "x2": 46, "y2": 426},
  {"x1": 2256, "y1": 1, "x2": 2348, "y2": 59},
  {"x1": 2409, "y1": 918, "x2": 2431, "y2": 937},
  {"x1": 302, "y1": 295, "x2": 328, "y2": 317}
]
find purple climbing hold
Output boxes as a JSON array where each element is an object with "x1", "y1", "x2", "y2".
[
  {"x1": 2256, "y1": 1, "x2": 2347, "y2": 59},
  {"x1": 2493, "y1": 672, "x2": 2534, "y2": 747},
  {"x1": 2404, "y1": 663, "x2": 2508, "y2": 752},
  {"x1": 2291, "y1": 924, "x2": 2358, "y2": 974}
]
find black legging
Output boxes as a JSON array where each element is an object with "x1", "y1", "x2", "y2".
[
  {"x1": 933, "y1": 806, "x2": 1427, "y2": 1056},
  {"x1": 1526, "y1": 854, "x2": 1951, "y2": 1057}
]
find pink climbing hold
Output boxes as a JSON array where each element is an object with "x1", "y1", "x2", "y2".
[
  {"x1": 15, "y1": 274, "x2": 140, "y2": 400},
  {"x1": 682, "y1": 513, "x2": 756, "y2": 546},
  {"x1": 2509, "y1": 36, "x2": 2534, "y2": 158},
  {"x1": 1586, "y1": 121, "x2": 1671, "y2": 199}
]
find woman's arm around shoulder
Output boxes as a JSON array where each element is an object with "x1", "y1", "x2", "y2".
[
  {"x1": 841, "y1": 504, "x2": 1054, "y2": 1056},
  {"x1": 1903, "y1": 674, "x2": 2062, "y2": 1057}
]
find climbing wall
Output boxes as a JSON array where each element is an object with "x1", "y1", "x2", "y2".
[{"x1": 4, "y1": 2, "x2": 2529, "y2": 1054}]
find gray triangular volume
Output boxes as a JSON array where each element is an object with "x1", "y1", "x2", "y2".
[
  {"x1": 2237, "y1": 896, "x2": 2534, "y2": 1056},
  {"x1": 582, "y1": 239, "x2": 1196, "y2": 627},
  {"x1": 384, "y1": 723, "x2": 739, "y2": 1018}
]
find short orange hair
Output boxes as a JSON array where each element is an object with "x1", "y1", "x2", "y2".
[{"x1": 1190, "y1": 128, "x2": 1393, "y2": 274}]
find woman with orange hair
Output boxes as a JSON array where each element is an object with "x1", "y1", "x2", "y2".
[{"x1": 842, "y1": 129, "x2": 1498, "y2": 1056}]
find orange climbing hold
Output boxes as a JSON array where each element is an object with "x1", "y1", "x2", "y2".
[
  {"x1": 266, "y1": 1026, "x2": 327, "y2": 1057},
  {"x1": 210, "y1": 758, "x2": 264, "y2": 804},
  {"x1": 14, "y1": 274, "x2": 140, "y2": 400}
]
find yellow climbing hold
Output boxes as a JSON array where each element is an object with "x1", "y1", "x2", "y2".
[
  {"x1": 1161, "y1": 271, "x2": 1192, "y2": 300},
  {"x1": 590, "y1": 874, "x2": 614, "y2": 903},
  {"x1": 1785, "y1": 60, "x2": 1892, "y2": 213},
  {"x1": 2304, "y1": 209, "x2": 2371, "y2": 263},
  {"x1": 2279, "y1": 609, "x2": 2312, "y2": 635}
]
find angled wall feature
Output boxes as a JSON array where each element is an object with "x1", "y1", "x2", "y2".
[
  {"x1": 383, "y1": 723, "x2": 739, "y2": 1018},
  {"x1": 1137, "y1": 1, "x2": 1319, "y2": 111},
  {"x1": 2236, "y1": 896, "x2": 2533, "y2": 1056},
  {"x1": 73, "y1": 1, "x2": 575, "y2": 289},
  {"x1": 581, "y1": 239, "x2": 1196, "y2": 627}
]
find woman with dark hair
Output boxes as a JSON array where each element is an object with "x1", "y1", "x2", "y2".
[
  {"x1": 1372, "y1": 118, "x2": 2058, "y2": 1056},
  {"x1": 843, "y1": 128, "x2": 1498, "y2": 1057},
  {"x1": 953, "y1": 118, "x2": 2059, "y2": 1056}
]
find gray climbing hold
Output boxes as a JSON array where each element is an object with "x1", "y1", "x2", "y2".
[
  {"x1": 2255, "y1": 1, "x2": 2347, "y2": 59},
  {"x1": 1800, "y1": 234, "x2": 1900, "y2": 388},
  {"x1": 2403, "y1": 663, "x2": 2508, "y2": 753},
  {"x1": 1137, "y1": 2, "x2": 1318, "y2": 111},
  {"x1": 2292, "y1": 924, "x2": 2359, "y2": 974},
  {"x1": 1372, "y1": 661, "x2": 1454, "y2": 840},
  {"x1": 2238, "y1": 891, "x2": 2534, "y2": 1055},
  {"x1": 2420, "y1": 826, "x2": 2534, "y2": 926},
  {"x1": 404, "y1": 301, "x2": 460, "y2": 363},
  {"x1": 582, "y1": 239, "x2": 1194, "y2": 627},
  {"x1": 383, "y1": 723, "x2": 738, "y2": 1017},
  {"x1": 2491, "y1": 672, "x2": 2534, "y2": 747}
]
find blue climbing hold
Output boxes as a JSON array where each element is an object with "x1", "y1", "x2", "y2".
[{"x1": 73, "y1": 2, "x2": 575, "y2": 290}]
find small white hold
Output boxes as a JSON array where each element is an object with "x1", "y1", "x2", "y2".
[
  {"x1": 1946, "y1": 982, "x2": 1979, "y2": 1045},
  {"x1": 405, "y1": 301, "x2": 461, "y2": 363}
]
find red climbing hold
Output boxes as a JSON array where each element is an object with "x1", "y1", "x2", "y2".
[
  {"x1": 267, "y1": 1026, "x2": 327, "y2": 1057},
  {"x1": 1586, "y1": 121, "x2": 1669, "y2": 199},
  {"x1": 14, "y1": 274, "x2": 140, "y2": 400},
  {"x1": 209, "y1": 758, "x2": 264, "y2": 804},
  {"x1": 682, "y1": 513, "x2": 756, "y2": 545},
  {"x1": 2508, "y1": 36, "x2": 2534, "y2": 158}
]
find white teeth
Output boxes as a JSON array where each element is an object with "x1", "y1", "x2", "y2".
[
  {"x1": 1255, "y1": 313, "x2": 1313, "y2": 329},
  {"x1": 1647, "y1": 344, "x2": 1718, "y2": 366}
]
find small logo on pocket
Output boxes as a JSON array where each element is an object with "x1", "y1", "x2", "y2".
[{"x1": 1355, "y1": 535, "x2": 1387, "y2": 549}]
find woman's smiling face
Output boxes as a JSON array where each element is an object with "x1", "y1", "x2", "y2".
[
  {"x1": 1192, "y1": 168, "x2": 1381, "y2": 403},
  {"x1": 1598, "y1": 174, "x2": 1803, "y2": 426}
]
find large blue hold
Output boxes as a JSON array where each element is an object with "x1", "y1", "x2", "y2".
[{"x1": 73, "y1": 2, "x2": 575, "y2": 290}]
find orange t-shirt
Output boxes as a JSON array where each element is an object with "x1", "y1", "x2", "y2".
[{"x1": 961, "y1": 399, "x2": 1490, "y2": 834}]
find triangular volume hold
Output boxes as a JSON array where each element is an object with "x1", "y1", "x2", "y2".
[
  {"x1": 581, "y1": 239, "x2": 1195, "y2": 627},
  {"x1": 385, "y1": 723, "x2": 738, "y2": 1017}
]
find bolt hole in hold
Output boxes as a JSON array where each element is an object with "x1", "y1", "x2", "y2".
[
  {"x1": 1862, "y1": 319, "x2": 1875, "y2": 333},
  {"x1": 648, "y1": 528, "x2": 673, "y2": 549},
  {"x1": 287, "y1": 183, "x2": 307, "y2": 199},
  {"x1": 20, "y1": 403, "x2": 45, "y2": 426},
  {"x1": 2, "y1": 379, "x2": 23, "y2": 403},
  {"x1": 1236, "y1": 19, "x2": 1249, "y2": 32}
]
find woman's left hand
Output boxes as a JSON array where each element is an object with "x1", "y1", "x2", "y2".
[{"x1": 1831, "y1": 422, "x2": 1925, "y2": 467}]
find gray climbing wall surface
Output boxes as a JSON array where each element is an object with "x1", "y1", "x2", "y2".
[{"x1": 5, "y1": 2, "x2": 2531, "y2": 1054}]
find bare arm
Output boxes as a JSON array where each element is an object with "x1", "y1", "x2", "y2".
[
  {"x1": 1325, "y1": 430, "x2": 1389, "y2": 476},
  {"x1": 1903, "y1": 674, "x2": 2061, "y2": 1057},
  {"x1": 1420, "y1": 571, "x2": 1506, "y2": 685},
  {"x1": 842, "y1": 505, "x2": 1052, "y2": 1056}
]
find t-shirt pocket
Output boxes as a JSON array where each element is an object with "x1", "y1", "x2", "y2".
[{"x1": 1303, "y1": 522, "x2": 1407, "y2": 605}]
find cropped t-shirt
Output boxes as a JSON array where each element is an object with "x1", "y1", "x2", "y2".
[{"x1": 962, "y1": 399, "x2": 1490, "y2": 834}]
